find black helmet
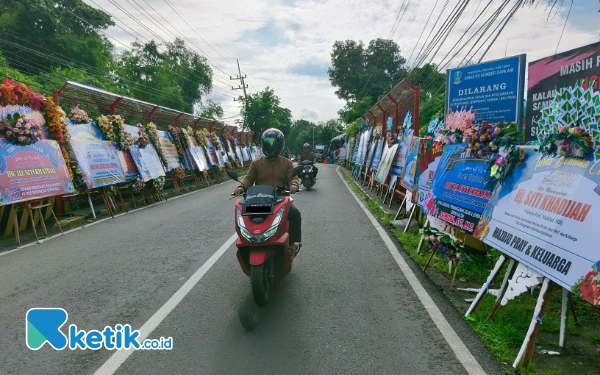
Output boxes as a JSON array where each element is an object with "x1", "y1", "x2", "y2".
[
  {"x1": 303, "y1": 143, "x2": 310, "y2": 150},
  {"x1": 261, "y1": 128, "x2": 285, "y2": 158}
]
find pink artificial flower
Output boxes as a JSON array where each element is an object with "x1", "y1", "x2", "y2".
[{"x1": 495, "y1": 155, "x2": 505, "y2": 165}]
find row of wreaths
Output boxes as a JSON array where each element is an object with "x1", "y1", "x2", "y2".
[{"x1": 0, "y1": 79, "x2": 246, "y2": 195}]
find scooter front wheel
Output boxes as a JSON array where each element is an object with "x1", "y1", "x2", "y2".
[
  {"x1": 251, "y1": 262, "x2": 273, "y2": 307},
  {"x1": 304, "y1": 178, "x2": 312, "y2": 191}
]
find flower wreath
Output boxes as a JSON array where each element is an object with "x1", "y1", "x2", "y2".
[
  {"x1": 152, "y1": 176, "x2": 165, "y2": 191},
  {"x1": 571, "y1": 263, "x2": 600, "y2": 306},
  {"x1": 96, "y1": 115, "x2": 116, "y2": 141},
  {"x1": 0, "y1": 79, "x2": 53, "y2": 146},
  {"x1": 461, "y1": 121, "x2": 523, "y2": 189},
  {"x1": 145, "y1": 122, "x2": 168, "y2": 167},
  {"x1": 174, "y1": 167, "x2": 185, "y2": 180},
  {"x1": 181, "y1": 127, "x2": 192, "y2": 149},
  {"x1": 0, "y1": 80, "x2": 89, "y2": 188},
  {"x1": 135, "y1": 123, "x2": 150, "y2": 149},
  {"x1": 419, "y1": 226, "x2": 466, "y2": 263},
  {"x1": 0, "y1": 114, "x2": 43, "y2": 146},
  {"x1": 438, "y1": 127, "x2": 464, "y2": 145},
  {"x1": 70, "y1": 105, "x2": 90, "y2": 124},
  {"x1": 96, "y1": 114, "x2": 131, "y2": 150},
  {"x1": 194, "y1": 128, "x2": 209, "y2": 148},
  {"x1": 130, "y1": 177, "x2": 145, "y2": 193},
  {"x1": 0, "y1": 78, "x2": 45, "y2": 109},
  {"x1": 209, "y1": 132, "x2": 221, "y2": 151},
  {"x1": 539, "y1": 124, "x2": 593, "y2": 159},
  {"x1": 168, "y1": 125, "x2": 185, "y2": 156}
]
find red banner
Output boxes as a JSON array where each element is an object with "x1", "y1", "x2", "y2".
[{"x1": 0, "y1": 140, "x2": 75, "y2": 205}]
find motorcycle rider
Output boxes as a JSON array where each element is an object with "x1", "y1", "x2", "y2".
[
  {"x1": 299, "y1": 143, "x2": 318, "y2": 178},
  {"x1": 235, "y1": 128, "x2": 302, "y2": 248}
]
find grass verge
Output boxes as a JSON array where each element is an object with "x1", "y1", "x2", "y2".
[{"x1": 339, "y1": 167, "x2": 600, "y2": 375}]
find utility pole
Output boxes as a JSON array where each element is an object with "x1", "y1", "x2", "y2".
[{"x1": 231, "y1": 59, "x2": 249, "y2": 131}]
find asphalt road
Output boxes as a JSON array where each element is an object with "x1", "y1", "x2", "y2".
[{"x1": 0, "y1": 164, "x2": 505, "y2": 374}]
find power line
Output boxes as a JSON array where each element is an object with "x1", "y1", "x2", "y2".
[
  {"x1": 88, "y1": 0, "x2": 151, "y2": 44},
  {"x1": 555, "y1": 0, "x2": 573, "y2": 53},
  {"x1": 388, "y1": 0, "x2": 409, "y2": 39},
  {"x1": 406, "y1": 0, "x2": 441, "y2": 65},
  {"x1": 473, "y1": 0, "x2": 523, "y2": 63},
  {"x1": 0, "y1": 34, "x2": 200, "y2": 105},
  {"x1": 410, "y1": 0, "x2": 451, "y2": 70},
  {"x1": 161, "y1": 0, "x2": 238, "y2": 70},
  {"x1": 391, "y1": 1, "x2": 412, "y2": 38},
  {"x1": 59, "y1": 6, "x2": 235, "y2": 99},
  {"x1": 435, "y1": 1, "x2": 494, "y2": 70},
  {"x1": 397, "y1": 1, "x2": 422, "y2": 40},
  {"x1": 140, "y1": 0, "x2": 239, "y2": 81},
  {"x1": 161, "y1": 0, "x2": 238, "y2": 76},
  {"x1": 413, "y1": 0, "x2": 470, "y2": 69},
  {"x1": 102, "y1": 0, "x2": 236, "y2": 90},
  {"x1": 458, "y1": 0, "x2": 512, "y2": 65},
  {"x1": 417, "y1": 0, "x2": 520, "y2": 115}
]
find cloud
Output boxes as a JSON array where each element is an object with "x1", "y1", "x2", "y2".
[
  {"x1": 289, "y1": 62, "x2": 330, "y2": 77},
  {"x1": 93, "y1": 0, "x2": 597, "y2": 124},
  {"x1": 300, "y1": 108, "x2": 319, "y2": 121}
]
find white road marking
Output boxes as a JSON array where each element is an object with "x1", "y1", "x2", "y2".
[
  {"x1": 337, "y1": 167, "x2": 487, "y2": 375},
  {"x1": 94, "y1": 233, "x2": 237, "y2": 375}
]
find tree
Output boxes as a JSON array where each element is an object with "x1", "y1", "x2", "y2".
[
  {"x1": 115, "y1": 39, "x2": 212, "y2": 113},
  {"x1": 337, "y1": 96, "x2": 373, "y2": 125},
  {"x1": 285, "y1": 119, "x2": 344, "y2": 154},
  {"x1": 409, "y1": 63, "x2": 446, "y2": 133},
  {"x1": 318, "y1": 119, "x2": 345, "y2": 145},
  {"x1": 242, "y1": 87, "x2": 292, "y2": 138},
  {"x1": 328, "y1": 38, "x2": 408, "y2": 107},
  {"x1": 287, "y1": 119, "x2": 316, "y2": 153},
  {"x1": 0, "y1": 0, "x2": 114, "y2": 74},
  {"x1": 200, "y1": 100, "x2": 224, "y2": 120}
]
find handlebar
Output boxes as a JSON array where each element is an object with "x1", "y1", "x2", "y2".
[{"x1": 230, "y1": 187, "x2": 301, "y2": 198}]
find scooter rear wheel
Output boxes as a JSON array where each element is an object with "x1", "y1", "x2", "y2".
[{"x1": 251, "y1": 262, "x2": 272, "y2": 307}]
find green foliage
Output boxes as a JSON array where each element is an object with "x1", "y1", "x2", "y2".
[
  {"x1": 409, "y1": 64, "x2": 446, "y2": 133},
  {"x1": 328, "y1": 38, "x2": 408, "y2": 103},
  {"x1": 200, "y1": 100, "x2": 224, "y2": 120},
  {"x1": 242, "y1": 87, "x2": 292, "y2": 139},
  {"x1": 338, "y1": 96, "x2": 374, "y2": 125},
  {"x1": 345, "y1": 119, "x2": 359, "y2": 138},
  {"x1": 115, "y1": 39, "x2": 212, "y2": 113},
  {"x1": 286, "y1": 118, "x2": 344, "y2": 154},
  {"x1": 0, "y1": 1, "x2": 216, "y2": 114},
  {"x1": 0, "y1": 0, "x2": 114, "y2": 74}
]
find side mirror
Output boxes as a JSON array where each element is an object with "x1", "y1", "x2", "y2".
[
  {"x1": 226, "y1": 170, "x2": 239, "y2": 182},
  {"x1": 291, "y1": 165, "x2": 303, "y2": 178}
]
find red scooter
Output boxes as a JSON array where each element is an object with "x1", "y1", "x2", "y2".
[{"x1": 227, "y1": 168, "x2": 303, "y2": 306}]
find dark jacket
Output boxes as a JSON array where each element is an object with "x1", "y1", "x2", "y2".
[{"x1": 240, "y1": 155, "x2": 299, "y2": 190}]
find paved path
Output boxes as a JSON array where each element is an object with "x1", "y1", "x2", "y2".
[{"x1": 0, "y1": 165, "x2": 503, "y2": 374}]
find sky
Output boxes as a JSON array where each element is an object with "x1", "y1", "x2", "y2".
[{"x1": 87, "y1": 0, "x2": 600, "y2": 126}]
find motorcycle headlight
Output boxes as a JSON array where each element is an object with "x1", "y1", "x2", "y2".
[{"x1": 237, "y1": 206, "x2": 285, "y2": 244}]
